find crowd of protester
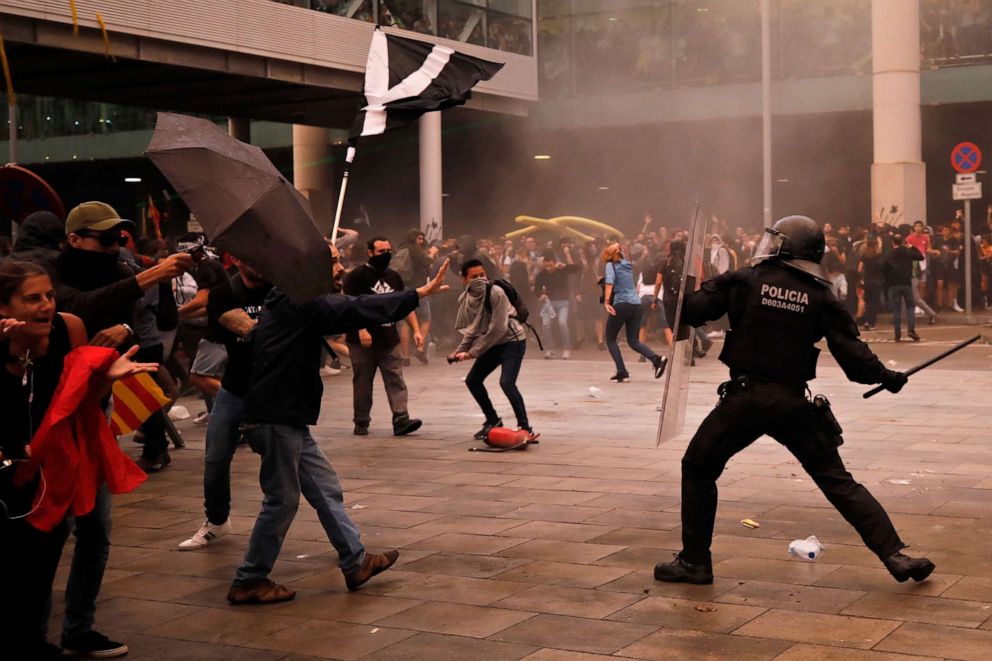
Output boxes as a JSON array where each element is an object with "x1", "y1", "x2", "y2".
[{"x1": 3, "y1": 197, "x2": 992, "y2": 656}]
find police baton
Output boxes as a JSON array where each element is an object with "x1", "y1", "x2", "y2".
[{"x1": 863, "y1": 334, "x2": 981, "y2": 399}]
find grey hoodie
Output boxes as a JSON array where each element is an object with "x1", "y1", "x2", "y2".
[{"x1": 455, "y1": 278, "x2": 526, "y2": 358}]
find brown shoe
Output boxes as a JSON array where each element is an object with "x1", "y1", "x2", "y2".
[
  {"x1": 227, "y1": 579, "x2": 296, "y2": 605},
  {"x1": 344, "y1": 550, "x2": 399, "y2": 591}
]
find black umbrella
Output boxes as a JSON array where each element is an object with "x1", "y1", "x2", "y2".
[{"x1": 145, "y1": 112, "x2": 333, "y2": 301}]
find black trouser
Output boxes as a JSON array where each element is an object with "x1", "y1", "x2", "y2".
[
  {"x1": 465, "y1": 340, "x2": 529, "y2": 429},
  {"x1": 863, "y1": 282, "x2": 883, "y2": 327},
  {"x1": 679, "y1": 379, "x2": 905, "y2": 565},
  {"x1": 0, "y1": 512, "x2": 69, "y2": 654},
  {"x1": 136, "y1": 344, "x2": 169, "y2": 461}
]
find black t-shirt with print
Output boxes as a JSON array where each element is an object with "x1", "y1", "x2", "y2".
[
  {"x1": 342, "y1": 265, "x2": 406, "y2": 347},
  {"x1": 207, "y1": 275, "x2": 272, "y2": 396}
]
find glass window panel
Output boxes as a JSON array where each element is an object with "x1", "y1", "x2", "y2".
[
  {"x1": 921, "y1": 0, "x2": 992, "y2": 66},
  {"x1": 380, "y1": 0, "x2": 436, "y2": 33}
]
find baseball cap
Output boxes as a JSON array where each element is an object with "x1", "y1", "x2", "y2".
[{"x1": 66, "y1": 201, "x2": 136, "y2": 234}]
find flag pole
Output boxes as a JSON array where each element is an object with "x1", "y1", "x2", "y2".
[{"x1": 330, "y1": 146, "x2": 355, "y2": 243}]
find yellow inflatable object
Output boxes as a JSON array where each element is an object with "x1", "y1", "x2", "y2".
[{"x1": 506, "y1": 215, "x2": 624, "y2": 242}]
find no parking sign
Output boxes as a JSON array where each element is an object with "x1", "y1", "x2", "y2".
[{"x1": 951, "y1": 142, "x2": 982, "y2": 173}]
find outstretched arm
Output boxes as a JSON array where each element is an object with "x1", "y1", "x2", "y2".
[{"x1": 823, "y1": 297, "x2": 903, "y2": 390}]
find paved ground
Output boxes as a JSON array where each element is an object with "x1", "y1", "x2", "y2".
[{"x1": 50, "y1": 324, "x2": 992, "y2": 660}]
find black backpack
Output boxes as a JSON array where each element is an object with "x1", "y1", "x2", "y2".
[
  {"x1": 484, "y1": 279, "x2": 543, "y2": 350},
  {"x1": 485, "y1": 279, "x2": 528, "y2": 323}
]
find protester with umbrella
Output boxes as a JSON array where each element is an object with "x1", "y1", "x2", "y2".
[{"x1": 227, "y1": 247, "x2": 451, "y2": 603}]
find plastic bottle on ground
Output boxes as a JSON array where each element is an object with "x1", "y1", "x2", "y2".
[{"x1": 788, "y1": 535, "x2": 823, "y2": 561}]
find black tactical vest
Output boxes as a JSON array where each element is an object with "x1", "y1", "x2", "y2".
[{"x1": 718, "y1": 263, "x2": 830, "y2": 381}]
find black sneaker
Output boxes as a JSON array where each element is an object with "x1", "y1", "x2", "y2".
[
  {"x1": 353, "y1": 423, "x2": 369, "y2": 436},
  {"x1": 609, "y1": 373, "x2": 630, "y2": 383},
  {"x1": 61, "y1": 631, "x2": 128, "y2": 658},
  {"x1": 652, "y1": 355, "x2": 668, "y2": 379},
  {"x1": 392, "y1": 415, "x2": 422, "y2": 436},
  {"x1": 474, "y1": 419, "x2": 503, "y2": 440},
  {"x1": 908, "y1": 330, "x2": 920, "y2": 342},
  {"x1": 883, "y1": 552, "x2": 935, "y2": 583},
  {"x1": 654, "y1": 552, "x2": 714, "y2": 585}
]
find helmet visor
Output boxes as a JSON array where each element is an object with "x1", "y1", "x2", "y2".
[{"x1": 752, "y1": 228, "x2": 784, "y2": 262}]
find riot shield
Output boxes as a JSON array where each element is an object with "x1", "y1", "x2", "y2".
[{"x1": 656, "y1": 205, "x2": 707, "y2": 446}]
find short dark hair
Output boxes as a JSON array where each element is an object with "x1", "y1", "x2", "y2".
[
  {"x1": 367, "y1": 235, "x2": 390, "y2": 251},
  {"x1": 541, "y1": 249, "x2": 556, "y2": 261},
  {"x1": 0, "y1": 260, "x2": 48, "y2": 304},
  {"x1": 892, "y1": 234, "x2": 904, "y2": 246},
  {"x1": 460, "y1": 259, "x2": 485, "y2": 277}
]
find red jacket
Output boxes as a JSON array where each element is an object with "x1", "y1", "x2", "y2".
[{"x1": 15, "y1": 346, "x2": 146, "y2": 531}]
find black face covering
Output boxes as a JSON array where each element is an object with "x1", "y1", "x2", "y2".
[{"x1": 368, "y1": 252, "x2": 392, "y2": 272}]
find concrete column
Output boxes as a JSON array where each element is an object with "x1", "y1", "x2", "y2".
[
  {"x1": 419, "y1": 112, "x2": 443, "y2": 243},
  {"x1": 871, "y1": 0, "x2": 926, "y2": 226},
  {"x1": 292, "y1": 124, "x2": 334, "y2": 234},
  {"x1": 228, "y1": 117, "x2": 251, "y2": 142}
]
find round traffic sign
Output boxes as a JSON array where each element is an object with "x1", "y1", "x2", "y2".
[{"x1": 951, "y1": 142, "x2": 982, "y2": 173}]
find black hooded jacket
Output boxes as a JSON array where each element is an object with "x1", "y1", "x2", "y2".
[
  {"x1": 243, "y1": 287, "x2": 419, "y2": 426},
  {"x1": 8, "y1": 211, "x2": 64, "y2": 275}
]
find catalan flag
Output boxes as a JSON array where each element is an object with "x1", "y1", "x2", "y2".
[{"x1": 110, "y1": 373, "x2": 170, "y2": 436}]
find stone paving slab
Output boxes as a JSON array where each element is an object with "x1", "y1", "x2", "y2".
[{"x1": 47, "y1": 337, "x2": 992, "y2": 659}]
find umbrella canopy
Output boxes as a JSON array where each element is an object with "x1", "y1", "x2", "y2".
[{"x1": 145, "y1": 112, "x2": 333, "y2": 302}]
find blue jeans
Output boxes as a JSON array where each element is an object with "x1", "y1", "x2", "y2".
[
  {"x1": 465, "y1": 340, "x2": 529, "y2": 429},
  {"x1": 889, "y1": 285, "x2": 916, "y2": 336},
  {"x1": 605, "y1": 302, "x2": 659, "y2": 377},
  {"x1": 542, "y1": 299, "x2": 571, "y2": 350},
  {"x1": 203, "y1": 388, "x2": 246, "y2": 525},
  {"x1": 234, "y1": 424, "x2": 364, "y2": 584},
  {"x1": 62, "y1": 484, "x2": 111, "y2": 643}
]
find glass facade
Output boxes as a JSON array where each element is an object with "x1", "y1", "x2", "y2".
[
  {"x1": 538, "y1": 0, "x2": 992, "y2": 99},
  {"x1": 273, "y1": 0, "x2": 533, "y2": 54}
]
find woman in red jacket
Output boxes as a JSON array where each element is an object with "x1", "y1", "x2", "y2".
[{"x1": 0, "y1": 260, "x2": 154, "y2": 659}]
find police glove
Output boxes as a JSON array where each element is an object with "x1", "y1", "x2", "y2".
[{"x1": 881, "y1": 370, "x2": 908, "y2": 394}]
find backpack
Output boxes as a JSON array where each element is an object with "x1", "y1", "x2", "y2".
[
  {"x1": 485, "y1": 278, "x2": 529, "y2": 323},
  {"x1": 484, "y1": 279, "x2": 543, "y2": 350}
]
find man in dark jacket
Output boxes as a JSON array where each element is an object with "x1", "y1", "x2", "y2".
[
  {"x1": 51, "y1": 201, "x2": 191, "y2": 659},
  {"x1": 228, "y1": 247, "x2": 450, "y2": 605},
  {"x1": 882, "y1": 234, "x2": 923, "y2": 342},
  {"x1": 9, "y1": 210, "x2": 65, "y2": 274},
  {"x1": 655, "y1": 216, "x2": 934, "y2": 588}
]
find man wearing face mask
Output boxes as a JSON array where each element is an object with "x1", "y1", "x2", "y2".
[
  {"x1": 449, "y1": 259, "x2": 536, "y2": 441},
  {"x1": 343, "y1": 236, "x2": 424, "y2": 437},
  {"x1": 52, "y1": 201, "x2": 191, "y2": 659}
]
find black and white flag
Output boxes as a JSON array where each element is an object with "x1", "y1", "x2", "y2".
[{"x1": 350, "y1": 28, "x2": 504, "y2": 140}]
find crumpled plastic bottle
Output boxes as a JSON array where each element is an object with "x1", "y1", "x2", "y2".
[{"x1": 788, "y1": 535, "x2": 824, "y2": 561}]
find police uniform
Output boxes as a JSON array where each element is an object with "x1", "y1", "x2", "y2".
[{"x1": 656, "y1": 216, "x2": 933, "y2": 586}]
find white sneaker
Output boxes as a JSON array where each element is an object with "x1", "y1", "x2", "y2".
[
  {"x1": 544, "y1": 351, "x2": 555, "y2": 359},
  {"x1": 193, "y1": 411, "x2": 211, "y2": 426},
  {"x1": 322, "y1": 365, "x2": 342, "y2": 376},
  {"x1": 562, "y1": 350, "x2": 570, "y2": 360},
  {"x1": 178, "y1": 520, "x2": 232, "y2": 551},
  {"x1": 952, "y1": 303, "x2": 965, "y2": 312}
]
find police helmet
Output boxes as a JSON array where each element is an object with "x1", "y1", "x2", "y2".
[{"x1": 752, "y1": 215, "x2": 830, "y2": 285}]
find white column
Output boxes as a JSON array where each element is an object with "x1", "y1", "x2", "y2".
[
  {"x1": 760, "y1": 0, "x2": 772, "y2": 228},
  {"x1": 871, "y1": 0, "x2": 926, "y2": 226},
  {"x1": 292, "y1": 124, "x2": 334, "y2": 234},
  {"x1": 419, "y1": 112, "x2": 443, "y2": 243}
]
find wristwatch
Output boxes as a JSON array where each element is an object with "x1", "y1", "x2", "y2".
[{"x1": 121, "y1": 323, "x2": 135, "y2": 337}]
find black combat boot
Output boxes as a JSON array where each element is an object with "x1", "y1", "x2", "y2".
[
  {"x1": 883, "y1": 552, "x2": 935, "y2": 583},
  {"x1": 392, "y1": 413, "x2": 422, "y2": 436},
  {"x1": 654, "y1": 552, "x2": 713, "y2": 585},
  {"x1": 474, "y1": 418, "x2": 502, "y2": 440}
]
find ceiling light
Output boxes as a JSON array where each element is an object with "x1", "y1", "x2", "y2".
[
  {"x1": 598, "y1": 186, "x2": 609, "y2": 191},
  {"x1": 533, "y1": 154, "x2": 551, "y2": 160},
  {"x1": 125, "y1": 177, "x2": 142, "y2": 183}
]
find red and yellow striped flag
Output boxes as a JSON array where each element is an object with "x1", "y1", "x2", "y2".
[{"x1": 110, "y1": 373, "x2": 170, "y2": 436}]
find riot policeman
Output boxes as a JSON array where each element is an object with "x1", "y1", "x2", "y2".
[{"x1": 655, "y1": 216, "x2": 934, "y2": 585}]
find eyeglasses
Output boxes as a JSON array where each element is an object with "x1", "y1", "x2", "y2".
[{"x1": 77, "y1": 231, "x2": 128, "y2": 248}]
